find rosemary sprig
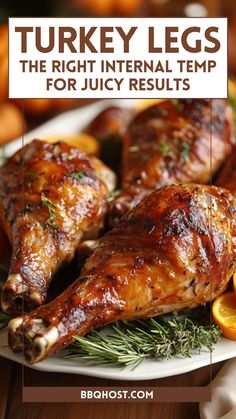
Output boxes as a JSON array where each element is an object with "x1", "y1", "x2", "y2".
[{"x1": 66, "y1": 315, "x2": 221, "y2": 369}]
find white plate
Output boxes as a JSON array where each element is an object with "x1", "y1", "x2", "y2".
[
  {"x1": 0, "y1": 99, "x2": 236, "y2": 380},
  {"x1": 1, "y1": 329, "x2": 236, "y2": 380}
]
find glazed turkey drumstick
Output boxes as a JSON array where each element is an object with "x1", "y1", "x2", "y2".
[
  {"x1": 8, "y1": 184, "x2": 236, "y2": 364},
  {"x1": 110, "y1": 99, "x2": 235, "y2": 225},
  {"x1": 0, "y1": 139, "x2": 116, "y2": 314}
]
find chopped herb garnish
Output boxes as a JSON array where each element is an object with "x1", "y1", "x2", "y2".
[
  {"x1": 41, "y1": 195, "x2": 61, "y2": 227},
  {"x1": 181, "y1": 141, "x2": 191, "y2": 162},
  {"x1": 127, "y1": 213, "x2": 133, "y2": 221},
  {"x1": 79, "y1": 275, "x2": 94, "y2": 283},
  {"x1": 26, "y1": 172, "x2": 38, "y2": 180},
  {"x1": 159, "y1": 141, "x2": 171, "y2": 157},
  {"x1": 27, "y1": 171, "x2": 45, "y2": 180},
  {"x1": 69, "y1": 171, "x2": 87, "y2": 181},
  {"x1": 107, "y1": 190, "x2": 121, "y2": 203}
]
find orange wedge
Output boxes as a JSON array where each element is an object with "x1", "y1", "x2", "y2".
[
  {"x1": 41, "y1": 133, "x2": 100, "y2": 155},
  {"x1": 212, "y1": 292, "x2": 236, "y2": 340}
]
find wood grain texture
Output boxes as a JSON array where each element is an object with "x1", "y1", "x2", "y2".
[
  {"x1": 0, "y1": 357, "x2": 224, "y2": 419},
  {"x1": 0, "y1": 358, "x2": 12, "y2": 419}
]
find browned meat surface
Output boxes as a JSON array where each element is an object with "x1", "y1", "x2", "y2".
[
  {"x1": 0, "y1": 140, "x2": 116, "y2": 314},
  {"x1": 215, "y1": 147, "x2": 236, "y2": 197},
  {"x1": 84, "y1": 106, "x2": 135, "y2": 176},
  {"x1": 8, "y1": 184, "x2": 236, "y2": 364},
  {"x1": 84, "y1": 106, "x2": 135, "y2": 140},
  {"x1": 110, "y1": 99, "x2": 235, "y2": 225}
]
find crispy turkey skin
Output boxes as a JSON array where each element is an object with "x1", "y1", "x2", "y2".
[
  {"x1": 110, "y1": 99, "x2": 235, "y2": 225},
  {"x1": 8, "y1": 184, "x2": 236, "y2": 364},
  {"x1": 0, "y1": 140, "x2": 116, "y2": 314}
]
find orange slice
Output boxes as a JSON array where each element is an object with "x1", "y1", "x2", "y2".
[
  {"x1": 212, "y1": 292, "x2": 236, "y2": 340},
  {"x1": 41, "y1": 133, "x2": 100, "y2": 155}
]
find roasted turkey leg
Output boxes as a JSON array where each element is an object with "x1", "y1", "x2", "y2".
[
  {"x1": 110, "y1": 99, "x2": 235, "y2": 225},
  {"x1": 8, "y1": 184, "x2": 236, "y2": 364},
  {"x1": 0, "y1": 140, "x2": 116, "y2": 313}
]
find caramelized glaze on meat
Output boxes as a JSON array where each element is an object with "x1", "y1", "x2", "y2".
[
  {"x1": 8, "y1": 184, "x2": 236, "y2": 363},
  {"x1": 85, "y1": 106, "x2": 135, "y2": 139},
  {"x1": 110, "y1": 99, "x2": 235, "y2": 225},
  {"x1": 0, "y1": 140, "x2": 116, "y2": 313}
]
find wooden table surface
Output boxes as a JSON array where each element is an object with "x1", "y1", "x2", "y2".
[{"x1": 0, "y1": 356, "x2": 224, "y2": 419}]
